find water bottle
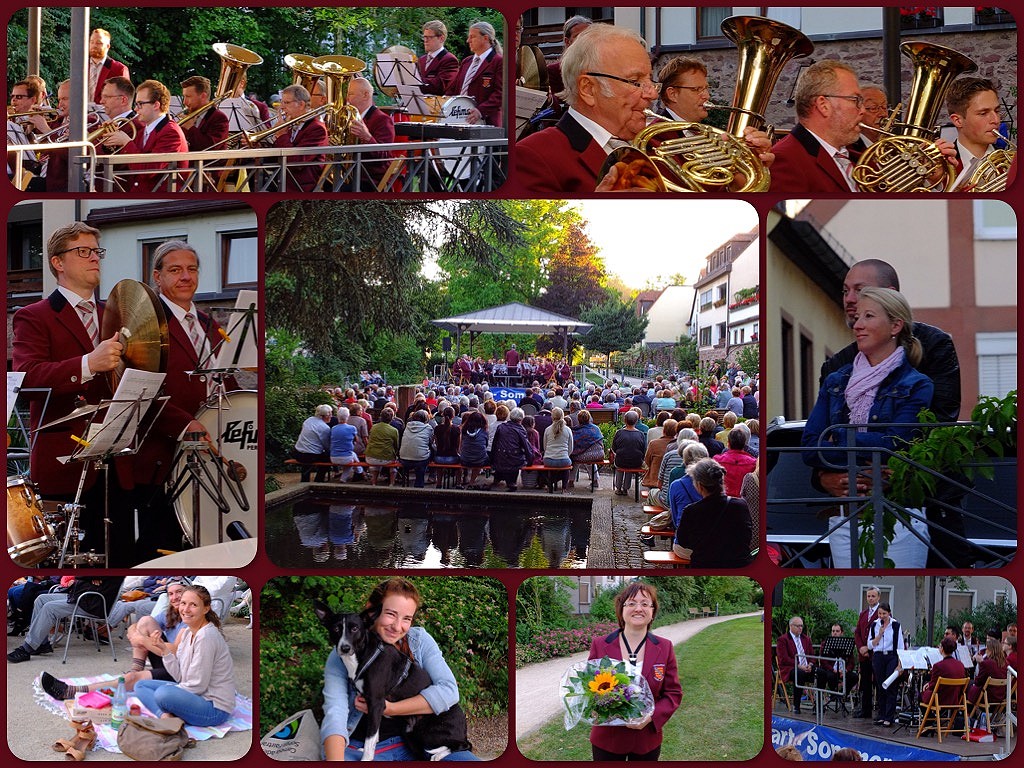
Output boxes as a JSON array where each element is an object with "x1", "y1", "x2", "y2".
[{"x1": 111, "y1": 677, "x2": 128, "y2": 731}]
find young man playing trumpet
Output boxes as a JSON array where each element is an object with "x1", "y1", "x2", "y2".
[{"x1": 946, "y1": 76, "x2": 1004, "y2": 190}]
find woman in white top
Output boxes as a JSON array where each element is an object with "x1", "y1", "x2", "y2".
[
  {"x1": 133, "y1": 585, "x2": 235, "y2": 726},
  {"x1": 542, "y1": 407, "x2": 574, "y2": 494},
  {"x1": 868, "y1": 603, "x2": 903, "y2": 727}
]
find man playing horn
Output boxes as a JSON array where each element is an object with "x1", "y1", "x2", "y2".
[
  {"x1": 272, "y1": 83, "x2": 328, "y2": 192},
  {"x1": 852, "y1": 83, "x2": 889, "y2": 148},
  {"x1": 418, "y1": 20, "x2": 460, "y2": 95},
  {"x1": 946, "y1": 77, "x2": 1004, "y2": 190},
  {"x1": 179, "y1": 75, "x2": 229, "y2": 151}
]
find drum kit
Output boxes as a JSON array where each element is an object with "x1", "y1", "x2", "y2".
[{"x1": 6, "y1": 279, "x2": 259, "y2": 567}]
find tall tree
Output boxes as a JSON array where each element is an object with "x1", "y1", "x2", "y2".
[{"x1": 580, "y1": 295, "x2": 649, "y2": 377}]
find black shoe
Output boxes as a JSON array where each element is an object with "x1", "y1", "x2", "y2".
[
  {"x1": 7, "y1": 646, "x2": 31, "y2": 663},
  {"x1": 793, "y1": 708, "x2": 801, "y2": 715},
  {"x1": 853, "y1": 712, "x2": 871, "y2": 719},
  {"x1": 35, "y1": 640, "x2": 53, "y2": 654},
  {"x1": 41, "y1": 671, "x2": 72, "y2": 700},
  {"x1": 81, "y1": 627, "x2": 109, "y2": 646}
]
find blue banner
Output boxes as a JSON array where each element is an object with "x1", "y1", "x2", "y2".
[
  {"x1": 771, "y1": 716, "x2": 961, "y2": 761},
  {"x1": 491, "y1": 386, "x2": 526, "y2": 403}
]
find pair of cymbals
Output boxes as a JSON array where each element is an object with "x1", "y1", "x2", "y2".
[{"x1": 100, "y1": 279, "x2": 170, "y2": 391}]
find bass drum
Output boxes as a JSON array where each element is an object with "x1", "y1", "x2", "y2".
[
  {"x1": 440, "y1": 95, "x2": 476, "y2": 125},
  {"x1": 7, "y1": 475, "x2": 55, "y2": 567},
  {"x1": 173, "y1": 391, "x2": 258, "y2": 547}
]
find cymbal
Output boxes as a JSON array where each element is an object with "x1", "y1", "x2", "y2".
[
  {"x1": 100, "y1": 279, "x2": 169, "y2": 391},
  {"x1": 36, "y1": 401, "x2": 107, "y2": 431}
]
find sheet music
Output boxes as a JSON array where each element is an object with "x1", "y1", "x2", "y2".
[
  {"x1": 79, "y1": 369, "x2": 165, "y2": 457},
  {"x1": 954, "y1": 644, "x2": 975, "y2": 668},
  {"x1": 214, "y1": 289, "x2": 259, "y2": 369},
  {"x1": 376, "y1": 53, "x2": 421, "y2": 89},
  {"x1": 897, "y1": 648, "x2": 932, "y2": 669},
  {"x1": 6, "y1": 371, "x2": 26, "y2": 423}
]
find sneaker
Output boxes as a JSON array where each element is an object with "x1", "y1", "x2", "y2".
[
  {"x1": 7, "y1": 646, "x2": 31, "y2": 663},
  {"x1": 41, "y1": 671, "x2": 72, "y2": 700},
  {"x1": 35, "y1": 640, "x2": 54, "y2": 654}
]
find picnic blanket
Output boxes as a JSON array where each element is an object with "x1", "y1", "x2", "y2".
[{"x1": 34, "y1": 674, "x2": 252, "y2": 753}]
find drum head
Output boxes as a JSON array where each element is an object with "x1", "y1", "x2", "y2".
[
  {"x1": 441, "y1": 96, "x2": 476, "y2": 125},
  {"x1": 173, "y1": 391, "x2": 258, "y2": 548}
]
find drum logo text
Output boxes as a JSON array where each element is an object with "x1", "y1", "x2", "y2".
[{"x1": 221, "y1": 419, "x2": 258, "y2": 450}]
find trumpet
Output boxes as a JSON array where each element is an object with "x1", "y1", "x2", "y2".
[
  {"x1": 87, "y1": 112, "x2": 138, "y2": 153},
  {"x1": 7, "y1": 106, "x2": 59, "y2": 119}
]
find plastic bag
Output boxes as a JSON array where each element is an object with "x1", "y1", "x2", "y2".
[{"x1": 561, "y1": 656, "x2": 655, "y2": 730}]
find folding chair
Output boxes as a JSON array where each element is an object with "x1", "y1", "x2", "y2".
[
  {"x1": 772, "y1": 646, "x2": 792, "y2": 711},
  {"x1": 61, "y1": 591, "x2": 118, "y2": 665},
  {"x1": 968, "y1": 676, "x2": 1011, "y2": 733},
  {"x1": 916, "y1": 677, "x2": 969, "y2": 742}
]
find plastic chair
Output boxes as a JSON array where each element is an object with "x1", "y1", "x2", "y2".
[
  {"x1": 61, "y1": 591, "x2": 118, "y2": 665},
  {"x1": 916, "y1": 677, "x2": 969, "y2": 742}
]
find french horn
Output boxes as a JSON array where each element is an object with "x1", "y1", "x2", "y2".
[{"x1": 961, "y1": 134, "x2": 1015, "y2": 192}]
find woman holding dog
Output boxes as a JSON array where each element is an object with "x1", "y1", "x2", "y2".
[
  {"x1": 322, "y1": 577, "x2": 480, "y2": 761},
  {"x1": 587, "y1": 582, "x2": 682, "y2": 761},
  {"x1": 131, "y1": 585, "x2": 236, "y2": 727}
]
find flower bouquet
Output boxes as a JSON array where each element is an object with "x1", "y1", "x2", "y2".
[{"x1": 561, "y1": 656, "x2": 655, "y2": 730}]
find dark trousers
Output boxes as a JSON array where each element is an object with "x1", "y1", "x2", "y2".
[
  {"x1": 591, "y1": 744, "x2": 661, "y2": 761},
  {"x1": 872, "y1": 651, "x2": 900, "y2": 722},
  {"x1": 292, "y1": 449, "x2": 330, "y2": 482},
  {"x1": 134, "y1": 484, "x2": 187, "y2": 564},
  {"x1": 792, "y1": 666, "x2": 817, "y2": 712},
  {"x1": 858, "y1": 655, "x2": 875, "y2": 715}
]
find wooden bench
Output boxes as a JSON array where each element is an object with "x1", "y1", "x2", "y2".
[
  {"x1": 428, "y1": 463, "x2": 492, "y2": 488},
  {"x1": 615, "y1": 467, "x2": 646, "y2": 501},
  {"x1": 644, "y1": 550, "x2": 690, "y2": 567},
  {"x1": 643, "y1": 505, "x2": 666, "y2": 515},
  {"x1": 689, "y1": 608, "x2": 701, "y2": 618},
  {"x1": 588, "y1": 408, "x2": 618, "y2": 425},
  {"x1": 573, "y1": 459, "x2": 609, "y2": 492},
  {"x1": 284, "y1": 458, "x2": 401, "y2": 484},
  {"x1": 640, "y1": 524, "x2": 675, "y2": 538}
]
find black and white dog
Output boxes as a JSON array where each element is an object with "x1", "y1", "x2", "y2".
[{"x1": 314, "y1": 602, "x2": 473, "y2": 761}]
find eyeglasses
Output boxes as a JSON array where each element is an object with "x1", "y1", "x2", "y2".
[
  {"x1": 586, "y1": 72, "x2": 661, "y2": 95},
  {"x1": 666, "y1": 84, "x2": 710, "y2": 95},
  {"x1": 790, "y1": 623, "x2": 804, "y2": 628},
  {"x1": 863, "y1": 103, "x2": 888, "y2": 114},
  {"x1": 624, "y1": 600, "x2": 654, "y2": 609},
  {"x1": 11, "y1": 94, "x2": 32, "y2": 100},
  {"x1": 822, "y1": 94, "x2": 865, "y2": 109},
  {"x1": 134, "y1": 99, "x2": 157, "y2": 106},
  {"x1": 57, "y1": 246, "x2": 106, "y2": 259}
]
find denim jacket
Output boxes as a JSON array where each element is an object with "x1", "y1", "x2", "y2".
[
  {"x1": 321, "y1": 627, "x2": 460, "y2": 749},
  {"x1": 802, "y1": 357, "x2": 934, "y2": 469}
]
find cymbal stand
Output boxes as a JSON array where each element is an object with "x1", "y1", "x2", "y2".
[
  {"x1": 6, "y1": 386, "x2": 51, "y2": 475},
  {"x1": 166, "y1": 432, "x2": 236, "y2": 547}
]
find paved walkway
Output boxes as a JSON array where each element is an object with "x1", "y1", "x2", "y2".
[{"x1": 514, "y1": 612, "x2": 761, "y2": 738}]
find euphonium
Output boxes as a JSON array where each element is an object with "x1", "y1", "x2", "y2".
[
  {"x1": 961, "y1": 133, "x2": 1016, "y2": 192},
  {"x1": 852, "y1": 41, "x2": 976, "y2": 192},
  {"x1": 626, "y1": 15, "x2": 813, "y2": 192},
  {"x1": 176, "y1": 43, "x2": 263, "y2": 129},
  {"x1": 313, "y1": 55, "x2": 365, "y2": 145}
]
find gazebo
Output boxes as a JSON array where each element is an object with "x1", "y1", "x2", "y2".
[{"x1": 431, "y1": 302, "x2": 593, "y2": 359}]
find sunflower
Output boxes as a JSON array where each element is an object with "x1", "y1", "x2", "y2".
[{"x1": 588, "y1": 670, "x2": 618, "y2": 695}]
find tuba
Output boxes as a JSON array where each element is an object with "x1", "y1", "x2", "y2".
[
  {"x1": 313, "y1": 55, "x2": 365, "y2": 145},
  {"x1": 285, "y1": 53, "x2": 320, "y2": 94},
  {"x1": 176, "y1": 43, "x2": 263, "y2": 129},
  {"x1": 851, "y1": 41, "x2": 976, "y2": 192},
  {"x1": 619, "y1": 15, "x2": 812, "y2": 192}
]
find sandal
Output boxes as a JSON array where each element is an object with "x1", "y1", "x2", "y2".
[{"x1": 54, "y1": 719, "x2": 95, "y2": 761}]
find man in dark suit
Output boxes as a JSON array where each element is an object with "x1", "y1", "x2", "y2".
[
  {"x1": 271, "y1": 84, "x2": 329, "y2": 192},
  {"x1": 418, "y1": 20, "x2": 460, "y2": 95},
  {"x1": 817, "y1": 623, "x2": 858, "y2": 697},
  {"x1": 516, "y1": 24, "x2": 658, "y2": 194},
  {"x1": 777, "y1": 616, "x2": 817, "y2": 715},
  {"x1": 853, "y1": 587, "x2": 881, "y2": 718},
  {"x1": 133, "y1": 240, "x2": 232, "y2": 558},
  {"x1": 446, "y1": 21, "x2": 503, "y2": 126},
  {"x1": 178, "y1": 75, "x2": 229, "y2": 151},
  {"x1": 11, "y1": 222, "x2": 132, "y2": 564},
  {"x1": 346, "y1": 76, "x2": 396, "y2": 191},
  {"x1": 101, "y1": 79, "x2": 188, "y2": 192},
  {"x1": 89, "y1": 28, "x2": 130, "y2": 104}
]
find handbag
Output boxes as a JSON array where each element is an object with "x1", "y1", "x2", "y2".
[{"x1": 117, "y1": 715, "x2": 194, "y2": 761}]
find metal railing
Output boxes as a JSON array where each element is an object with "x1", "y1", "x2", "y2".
[
  {"x1": 769, "y1": 420, "x2": 1016, "y2": 569},
  {"x1": 9, "y1": 136, "x2": 507, "y2": 193}
]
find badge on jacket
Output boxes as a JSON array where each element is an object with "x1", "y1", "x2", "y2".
[
  {"x1": 653, "y1": 664, "x2": 665, "y2": 681},
  {"x1": 481, "y1": 76, "x2": 492, "y2": 89}
]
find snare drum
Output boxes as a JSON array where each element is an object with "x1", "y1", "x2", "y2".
[
  {"x1": 440, "y1": 95, "x2": 476, "y2": 125},
  {"x1": 173, "y1": 391, "x2": 258, "y2": 547},
  {"x1": 7, "y1": 476, "x2": 55, "y2": 567}
]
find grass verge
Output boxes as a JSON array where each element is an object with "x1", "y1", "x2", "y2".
[{"x1": 517, "y1": 616, "x2": 763, "y2": 760}]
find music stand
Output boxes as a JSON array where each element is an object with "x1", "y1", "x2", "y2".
[
  {"x1": 7, "y1": 374, "x2": 51, "y2": 473},
  {"x1": 376, "y1": 52, "x2": 421, "y2": 95},
  {"x1": 52, "y1": 373, "x2": 166, "y2": 567},
  {"x1": 819, "y1": 636, "x2": 857, "y2": 714}
]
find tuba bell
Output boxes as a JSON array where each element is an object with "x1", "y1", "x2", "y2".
[
  {"x1": 851, "y1": 41, "x2": 976, "y2": 192},
  {"x1": 626, "y1": 15, "x2": 813, "y2": 192},
  {"x1": 312, "y1": 54, "x2": 366, "y2": 145},
  {"x1": 285, "y1": 53, "x2": 320, "y2": 94},
  {"x1": 176, "y1": 43, "x2": 264, "y2": 129}
]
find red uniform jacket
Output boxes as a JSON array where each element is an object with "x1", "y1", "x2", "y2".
[
  {"x1": 182, "y1": 107, "x2": 229, "y2": 151},
  {"x1": 417, "y1": 49, "x2": 460, "y2": 95},
  {"x1": 588, "y1": 630, "x2": 682, "y2": 756},
  {"x1": 355, "y1": 105, "x2": 396, "y2": 191},
  {"x1": 447, "y1": 48, "x2": 503, "y2": 127},
  {"x1": 770, "y1": 123, "x2": 861, "y2": 194},
  {"x1": 854, "y1": 606, "x2": 878, "y2": 660},
  {"x1": 273, "y1": 117, "x2": 329, "y2": 192},
  {"x1": 969, "y1": 657, "x2": 1008, "y2": 704},
  {"x1": 92, "y1": 56, "x2": 130, "y2": 103},
  {"x1": 516, "y1": 112, "x2": 606, "y2": 194},
  {"x1": 132, "y1": 303, "x2": 228, "y2": 487},
  {"x1": 921, "y1": 656, "x2": 968, "y2": 706},
  {"x1": 776, "y1": 632, "x2": 814, "y2": 683},
  {"x1": 12, "y1": 290, "x2": 133, "y2": 496},
  {"x1": 120, "y1": 115, "x2": 189, "y2": 192}
]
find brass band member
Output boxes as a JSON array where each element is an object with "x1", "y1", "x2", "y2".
[
  {"x1": 345, "y1": 76, "x2": 396, "y2": 191},
  {"x1": 446, "y1": 21, "x2": 503, "y2": 126},
  {"x1": 89, "y1": 28, "x2": 130, "y2": 104},
  {"x1": 179, "y1": 75, "x2": 229, "y2": 151},
  {"x1": 8, "y1": 80, "x2": 41, "y2": 183},
  {"x1": 309, "y1": 79, "x2": 328, "y2": 110},
  {"x1": 98, "y1": 76, "x2": 135, "y2": 123},
  {"x1": 272, "y1": 83, "x2": 329, "y2": 192},
  {"x1": 102, "y1": 78, "x2": 189, "y2": 192},
  {"x1": 853, "y1": 84, "x2": 889, "y2": 148},
  {"x1": 547, "y1": 15, "x2": 592, "y2": 102},
  {"x1": 418, "y1": 20, "x2": 460, "y2": 95},
  {"x1": 947, "y1": 77, "x2": 1003, "y2": 190}
]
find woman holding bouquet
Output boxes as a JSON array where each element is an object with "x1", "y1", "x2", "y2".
[{"x1": 587, "y1": 582, "x2": 682, "y2": 760}]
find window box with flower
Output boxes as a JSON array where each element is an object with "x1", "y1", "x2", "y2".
[
  {"x1": 900, "y1": 6, "x2": 942, "y2": 29},
  {"x1": 975, "y1": 6, "x2": 1014, "y2": 24}
]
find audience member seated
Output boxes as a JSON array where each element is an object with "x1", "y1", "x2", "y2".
[
  {"x1": 714, "y1": 425, "x2": 757, "y2": 496},
  {"x1": 673, "y1": 459, "x2": 754, "y2": 567}
]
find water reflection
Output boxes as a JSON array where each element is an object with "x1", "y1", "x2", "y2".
[{"x1": 266, "y1": 495, "x2": 591, "y2": 568}]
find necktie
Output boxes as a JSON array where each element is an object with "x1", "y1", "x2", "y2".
[
  {"x1": 834, "y1": 149, "x2": 857, "y2": 191},
  {"x1": 605, "y1": 137, "x2": 630, "y2": 154},
  {"x1": 77, "y1": 300, "x2": 99, "y2": 348},
  {"x1": 184, "y1": 312, "x2": 205, "y2": 358},
  {"x1": 461, "y1": 56, "x2": 482, "y2": 95}
]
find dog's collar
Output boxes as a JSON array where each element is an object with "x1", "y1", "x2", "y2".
[{"x1": 356, "y1": 642, "x2": 415, "y2": 695}]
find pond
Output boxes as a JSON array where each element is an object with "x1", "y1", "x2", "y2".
[{"x1": 265, "y1": 490, "x2": 593, "y2": 568}]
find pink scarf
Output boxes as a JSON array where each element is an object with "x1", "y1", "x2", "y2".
[{"x1": 845, "y1": 347, "x2": 905, "y2": 431}]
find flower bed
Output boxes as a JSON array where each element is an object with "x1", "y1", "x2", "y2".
[{"x1": 516, "y1": 621, "x2": 620, "y2": 667}]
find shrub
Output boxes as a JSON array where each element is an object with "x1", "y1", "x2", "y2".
[{"x1": 515, "y1": 622, "x2": 620, "y2": 667}]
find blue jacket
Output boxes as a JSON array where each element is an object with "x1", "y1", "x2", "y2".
[
  {"x1": 321, "y1": 627, "x2": 460, "y2": 750},
  {"x1": 801, "y1": 357, "x2": 934, "y2": 469}
]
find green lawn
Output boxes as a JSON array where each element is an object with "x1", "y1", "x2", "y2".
[{"x1": 518, "y1": 616, "x2": 764, "y2": 761}]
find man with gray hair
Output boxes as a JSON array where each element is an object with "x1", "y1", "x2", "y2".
[
  {"x1": 446, "y1": 20, "x2": 503, "y2": 125},
  {"x1": 271, "y1": 83, "x2": 328, "y2": 191},
  {"x1": 293, "y1": 405, "x2": 334, "y2": 482}
]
